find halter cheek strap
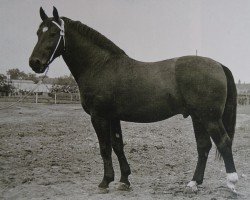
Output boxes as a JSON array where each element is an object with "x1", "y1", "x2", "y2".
[{"x1": 47, "y1": 19, "x2": 65, "y2": 65}]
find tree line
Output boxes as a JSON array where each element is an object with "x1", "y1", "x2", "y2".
[{"x1": 0, "y1": 68, "x2": 77, "y2": 95}]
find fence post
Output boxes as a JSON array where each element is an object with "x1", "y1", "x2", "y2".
[
  {"x1": 35, "y1": 92, "x2": 38, "y2": 104},
  {"x1": 55, "y1": 92, "x2": 57, "y2": 104}
]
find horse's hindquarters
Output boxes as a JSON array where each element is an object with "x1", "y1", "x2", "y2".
[{"x1": 176, "y1": 56, "x2": 227, "y2": 119}]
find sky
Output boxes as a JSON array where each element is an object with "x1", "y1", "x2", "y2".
[{"x1": 0, "y1": 0, "x2": 250, "y2": 82}]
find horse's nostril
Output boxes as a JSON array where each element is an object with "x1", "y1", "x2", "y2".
[{"x1": 29, "y1": 57, "x2": 41, "y2": 68}]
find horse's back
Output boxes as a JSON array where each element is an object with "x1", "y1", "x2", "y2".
[{"x1": 175, "y1": 56, "x2": 227, "y2": 119}]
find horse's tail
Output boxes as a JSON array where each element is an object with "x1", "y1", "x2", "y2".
[{"x1": 216, "y1": 65, "x2": 237, "y2": 159}]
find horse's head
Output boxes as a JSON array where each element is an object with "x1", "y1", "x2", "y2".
[{"x1": 29, "y1": 7, "x2": 65, "y2": 73}]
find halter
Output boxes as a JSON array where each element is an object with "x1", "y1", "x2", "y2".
[{"x1": 47, "y1": 19, "x2": 65, "y2": 65}]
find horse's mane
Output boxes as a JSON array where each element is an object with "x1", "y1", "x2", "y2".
[{"x1": 62, "y1": 17, "x2": 126, "y2": 55}]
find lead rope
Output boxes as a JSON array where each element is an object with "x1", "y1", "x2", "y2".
[{"x1": 0, "y1": 19, "x2": 65, "y2": 110}]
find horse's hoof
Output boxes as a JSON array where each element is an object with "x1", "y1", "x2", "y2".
[
  {"x1": 185, "y1": 181, "x2": 198, "y2": 193},
  {"x1": 117, "y1": 182, "x2": 131, "y2": 191},
  {"x1": 227, "y1": 172, "x2": 238, "y2": 193},
  {"x1": 97, "y1": 187, "x2": 109, "y2": 194}
]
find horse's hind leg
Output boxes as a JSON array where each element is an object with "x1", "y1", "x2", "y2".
[
  {"x1": 187, "y1": 116, "x2": 212, "y2": 191},
  {"x1": 91, "y1": 116, "x2": 114, "y2": 193},
  {"x1": 110, "y1": 119, "x2": 131, "y2": 190},
  {"x1": 203, "y1": 119, "x2": 238, "y2": 191}
]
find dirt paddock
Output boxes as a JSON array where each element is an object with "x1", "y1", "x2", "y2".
[{"x1": 0, "y1": 102, "x2": 249, "y2": 199}]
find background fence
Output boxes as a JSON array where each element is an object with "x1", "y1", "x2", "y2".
[
  {"x1": 1, "y1": 92, "x2": 250, "y2": 105},
  {"x1": 0, "y1": 92, "x2": 80, "y2": 104}
]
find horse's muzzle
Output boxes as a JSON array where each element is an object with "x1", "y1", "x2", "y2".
[{"x1": 29, "y1": 57, "x2": 47, "y2": 73}]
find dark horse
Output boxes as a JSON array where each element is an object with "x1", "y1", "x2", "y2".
[{"x1": 29, "y1": 7, "x2": 238, "y2": 193}]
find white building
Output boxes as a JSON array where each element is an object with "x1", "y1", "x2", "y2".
[{"x1": 11, "y1": 79, "x2": 52, "y2": 96}]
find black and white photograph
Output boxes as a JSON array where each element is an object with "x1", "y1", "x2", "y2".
[{"x1": 0, "y1": 0, "x2": 250, "y2": 199}]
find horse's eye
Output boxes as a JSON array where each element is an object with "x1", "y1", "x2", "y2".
[{"x1": 50, "y1": 31, "x2": 57, "y2": 37}]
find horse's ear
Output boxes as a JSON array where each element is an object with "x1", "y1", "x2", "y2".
[
  {"x1": 40, "y1": 7, "x2": 48, "y2": 21},
  {"x1": 53, "y1": 6, "x2": 60, "y2": 24}
]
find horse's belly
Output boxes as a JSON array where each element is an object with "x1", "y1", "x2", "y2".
[
  {"x1": 116, "y1": 100, "x2": 181, "y2": 123},
  {"x1": 119, "y1": 112, "x2": 177, "y2": 123}
]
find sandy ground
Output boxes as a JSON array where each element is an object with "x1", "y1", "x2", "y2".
[{"x1": 0, "y1": 102, "x2": 249, "y2": 200}]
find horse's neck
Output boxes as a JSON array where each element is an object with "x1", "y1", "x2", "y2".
[{"x1": 62, "y1": 23, "x2": 111, "y2": 82}]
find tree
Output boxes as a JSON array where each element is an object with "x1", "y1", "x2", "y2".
[
  {"x1": 0, "y1": 74, "x2": 7, "y2": 82},
  {"x1": 52, "y1": 74, "x2": 78, "y2": 93},
  {"x1": 7, "y1": 68, "x2": 27, "y2": 79},
  {"x1": 55, "y1": 74, "x2": 77, "y2": 87},
  {"x1": 0, "y1": 74, "x2": 14, "y2": 95},
  {"x1": 27, "y1": 73, "x2": 39, "y2": 83},
  {"x1": 6, "y1": 68, "x2": 40, "y2": 83}
]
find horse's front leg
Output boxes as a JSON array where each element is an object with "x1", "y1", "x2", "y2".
[
  {"x1": 91, "y1": 116, "x2": 114, "y2": 192},
  {"x1": 110, "y1": 119, "x2": 131, "y2": 190}
]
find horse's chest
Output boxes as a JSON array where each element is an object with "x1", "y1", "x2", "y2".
[{"x1": 80, "y1": 88, "x2": 114, "y2": 115}]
